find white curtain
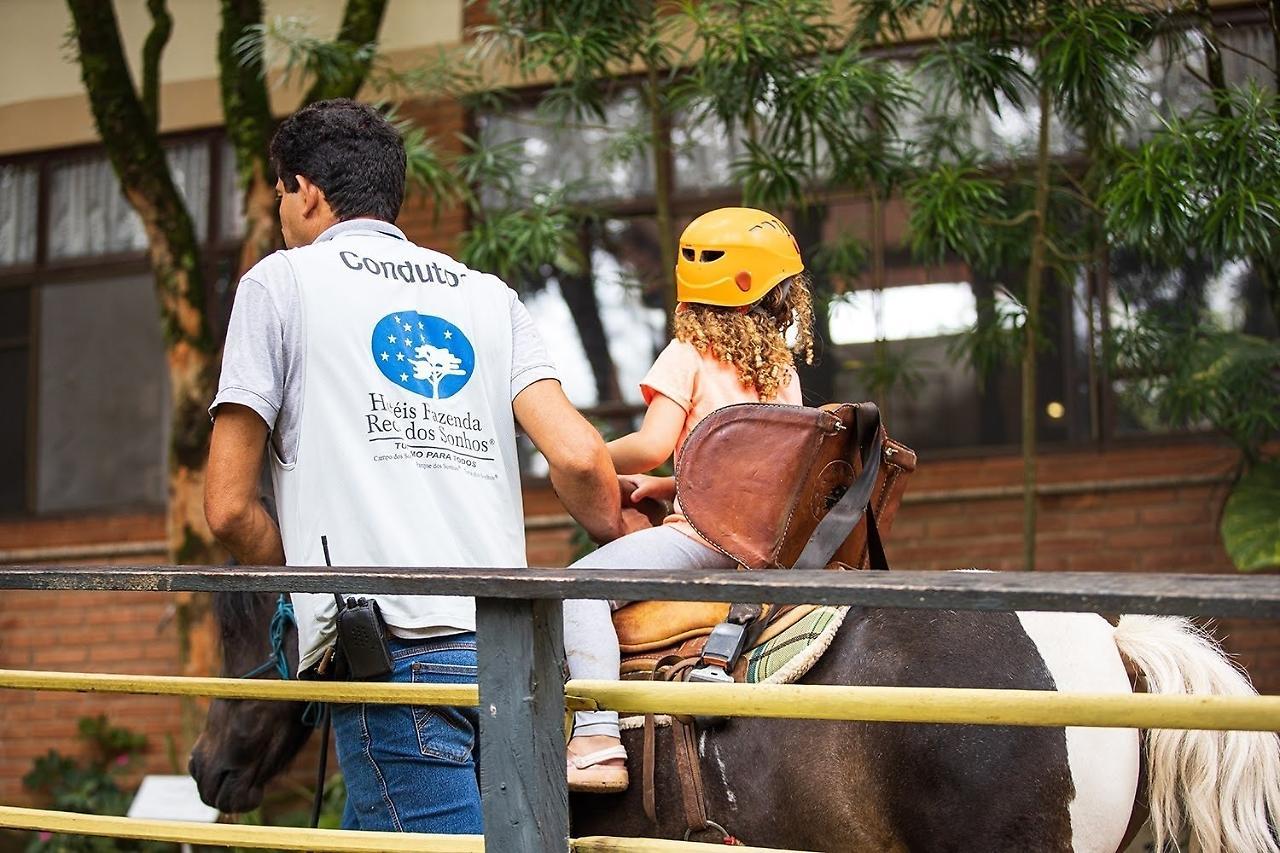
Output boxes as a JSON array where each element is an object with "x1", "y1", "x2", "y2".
[
  {"x1": 47, "y1": 140, "x2": 210, "y2": 260},
  {"x1": 0, "y1": 163, "x2": 37, "y2": 266}
]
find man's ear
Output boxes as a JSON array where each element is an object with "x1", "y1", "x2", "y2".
[{"x1": 295, "y1": 174, "x2": 323, "y2": 217}]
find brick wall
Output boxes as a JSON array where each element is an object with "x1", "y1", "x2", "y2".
[{"x1": 0, "y1": 506, "x2": 177, "y2": 807}]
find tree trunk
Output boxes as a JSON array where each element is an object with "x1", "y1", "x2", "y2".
[
  {"x1": 1273, "y1": 0, "x2": 1280, "y2": 93},
  {"x1": 1022, "y1": 80, "x2": 1052, "y2": 572},
  {"x1": 219, "y1": 0, "x2": 279, "y2": 279},
  {"x1": 560, "y1": 228, "x2": 622, "y2": 403},
  {"x1": 1194, "y1": 0, "x2": 1232, "y2": 118},
  {"x1": 303, "y1": 0, "x2": 389, "y2": 103},
  {"x1": 69, "y1": 0, "x2": 223, "y2": 746}
]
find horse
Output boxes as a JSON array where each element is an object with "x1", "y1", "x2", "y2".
[{"x1": 189, "y1": 588, "x2": 1280, "y2": 852}]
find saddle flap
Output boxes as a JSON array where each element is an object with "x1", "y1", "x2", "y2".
[
  {"x1": 615, "y1": 600, "x2": 730, "y2": 653},
  {"x1": 677, "y1": 403, "x2": 851, "y2": 569},
  {"x1": 677, "y1": 401, "x2": 916, "y2": 570}
]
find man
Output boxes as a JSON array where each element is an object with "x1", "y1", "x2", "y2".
[{"x1": 204, "y1": 99, "x2": 627, "y2": 834}]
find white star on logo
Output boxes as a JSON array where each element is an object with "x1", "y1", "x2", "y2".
[
  {"x1": 380, "y1": 352, "x2": 389, "y2": 361},
  {"x1": 443, "y1": 330, "x2": 453, "y2": 339},
  {"x1": 403, "y1": 323, "x2": 412, "y2": 331},
  {"x1": 419, "y1": 335, "x2": 426, "y2": 344},
  {"x1": 396, "y1": 352, "x2": 405, "y2": 361},
  {"x1": 418, "y1": 322, "x2": 424, "y2": 330},
  {"x1": 400, "y1": 373, "x2": 409, "y2": 382},
  {"x1": 393, "y1": 316, "x2": 401, "y2": 325},
  {"x1": 387, "y1": 334, "x2": 397, "y2": 343},
  {"x1": 403, "y1": 337, "x2": 412, "y2": 346}
]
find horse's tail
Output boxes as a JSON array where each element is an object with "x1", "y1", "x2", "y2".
[{"x1": 1113, "y1": 614, "x2": 1280, "y2": 853}]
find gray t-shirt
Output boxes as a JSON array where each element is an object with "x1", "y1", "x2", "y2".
[{"x1": 211, "y1": 219, "x2": 558, "y2": 463}]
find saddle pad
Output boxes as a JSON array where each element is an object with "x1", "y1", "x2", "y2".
[
  {"x1": 618, "y1": 606, "x2": 848, "y2": 731},
  {"x1": 744, "y1": 605, "x2": 846, "y2": 684}
]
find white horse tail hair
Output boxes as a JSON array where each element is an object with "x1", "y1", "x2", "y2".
[{"x1": 1113, "y1": 614, "x2": 1280, "y2": 853}]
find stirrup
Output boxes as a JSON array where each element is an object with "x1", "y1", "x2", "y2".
[{"x1": 567, "y1": 745, "x2": 629, "y2": 794}]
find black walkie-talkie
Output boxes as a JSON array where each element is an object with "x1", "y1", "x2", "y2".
[{"x1": 323, "y1": 536, "x2": 393, "y2": 681}]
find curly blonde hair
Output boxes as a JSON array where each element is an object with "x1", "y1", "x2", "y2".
[{"x1": 672, "y1": 273, "x2": 815, "y2": 401}]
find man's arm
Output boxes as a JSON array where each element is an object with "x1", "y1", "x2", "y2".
[
  {"x1": 513, "y1": 379, "x2": 626, "y2": 544},
  {"x1": 205, "y1": 404, "x2": 285, "y2": 565}
]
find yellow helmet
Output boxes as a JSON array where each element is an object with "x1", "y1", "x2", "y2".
[{"x1": 675, "y1": 207, "x2": 803, "y2": 308}]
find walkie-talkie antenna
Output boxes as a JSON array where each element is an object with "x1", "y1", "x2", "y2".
[{"x1": 322, "y1": 535, "x2": 344, "y2": 611}]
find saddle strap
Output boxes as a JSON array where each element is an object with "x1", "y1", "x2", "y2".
[
  {"x1": 672, "y1": 717, "x2": 710, "y2": 833},
  {"x1": 792, "y1": 403, "x2": 888, "y2": 572},
  {"x1": 643, "y1": 713, "x2": 658, "y2": 825}
]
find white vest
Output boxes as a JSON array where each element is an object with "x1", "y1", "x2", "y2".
[{"x1": 266, "y1": 225, "x2": 527, "y2": 669}]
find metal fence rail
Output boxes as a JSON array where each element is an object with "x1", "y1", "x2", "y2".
[
  {"x1": 3, "y1": 564, "x2": 1280, "y2": 852},
  {"x1": 4, "y1": 564, "x2": 1279, "y2": 616}
]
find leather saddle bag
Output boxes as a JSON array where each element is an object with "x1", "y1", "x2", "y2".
[{"x1": 675, "y1": 401, "x2": 916, "y2": 570}]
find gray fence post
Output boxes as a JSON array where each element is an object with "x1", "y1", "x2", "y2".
[{"x1": 477, "y1": 597, "x2": 569, "y2": 852}]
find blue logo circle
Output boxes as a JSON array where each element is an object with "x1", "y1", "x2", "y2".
[{"x1": 370, "y1": 312, "x2": 475, "y2": 399}]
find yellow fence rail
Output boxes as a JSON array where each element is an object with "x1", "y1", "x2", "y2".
[
  {"x1": 0, "y1": 807, "x2": 795, "y2": 853},
  {"x1": 5, "y1": 669, "x2": 1279, "y2": 732}
]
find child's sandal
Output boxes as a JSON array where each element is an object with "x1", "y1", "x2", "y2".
[{"x1": 567, "y1": 745, "x2": 629, "y2": 793}]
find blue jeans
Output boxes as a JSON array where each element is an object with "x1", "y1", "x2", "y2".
[{"x1": 331, "y1": 633, "x2": 481, "y2": 833}]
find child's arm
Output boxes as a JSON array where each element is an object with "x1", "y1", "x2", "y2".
[{"x1": 607, "y1": 393, "x2": 686, "y2": 474}]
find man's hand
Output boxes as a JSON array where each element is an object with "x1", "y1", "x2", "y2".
[
  {"x1": 513, "y1": 379, "x2": 626, "y2": 544},
  {"x1": 619, "y1": 474, "x2": 673, "y2": 530},
  {"x1": 205, "y1": 404, "x2": 285, "y2": 565}
]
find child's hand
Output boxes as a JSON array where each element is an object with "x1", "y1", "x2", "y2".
[
  {"x1": 620, "y1": 474, "x2": 676, "y2": 504},
  {"x1": 618, "y1": 474, "x2": 673, "y2": 529}
]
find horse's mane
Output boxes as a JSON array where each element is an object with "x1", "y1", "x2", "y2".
[{"x1": 212, "y1": 590, "x2": 278, "y2": 650}]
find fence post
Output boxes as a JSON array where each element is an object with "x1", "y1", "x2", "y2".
[{"x1": 476, "y1": 597, "x2": 568, "y2": 852}]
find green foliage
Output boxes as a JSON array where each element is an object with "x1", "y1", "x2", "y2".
[
  {"x1": 948, "y1": 296, "x2": 1033, "y2": 383},
  {"x1": 681, "y1": 0, "x2": 913, "y2": 209},
  {"x1": 918, "y1": 40, "x2": 1031, "y2": 116},
  {"x1": 1103, "y1": 85, "x2": 1280, "y2": 266},
  {"x1": 234, "y1": 16, "x2": 376, "y2": 94},
  {"x1": 1109, "y1": 306, "x2": 1280, "y2": 461},
  {"x1": 1037, "y1": 2, "x2": 1147, "y2": 141},
  {"x1": 852, "y1": 340, "x2": 929, "y2": 400},
  {"x1": 22, "y1": 717, "x2": 169, "y2": 853},
  {"x1": 809, "y1": 232, "x2": 869, "y2": 290},
  {"x1": 459, "y1": 199, "x2": 580, "y2": 283},
  {"x1": 1221, "y1": 462, "x2": 1280, "y2": 573},
  {"x1": 905, "y1": 163, "x2": 1009, "y2": 269}
]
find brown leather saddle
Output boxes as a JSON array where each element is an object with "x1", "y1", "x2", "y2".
[
  {"x1": 605, "y1": 402, "x2": 916, "y2": 840},
  {"x1": 610, "y1": 401, "x2": 917, "y2": 684}
]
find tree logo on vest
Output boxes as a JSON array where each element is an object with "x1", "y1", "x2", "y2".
[{"x1": 370, "y1": 312, "x2": 475, "y2": 399}]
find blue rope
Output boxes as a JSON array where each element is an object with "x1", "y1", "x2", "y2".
[{"x1": 239, "y1": 594, "x2": 325, "y2": 728}]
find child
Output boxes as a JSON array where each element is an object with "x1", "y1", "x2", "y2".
[{"x1": 564, "y1": 207, "x2": 814, "y2": 792}]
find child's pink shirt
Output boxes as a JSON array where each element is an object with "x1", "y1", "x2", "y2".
[{"x1": 639, "y1": 339, "x2": 802, "y2": 546}]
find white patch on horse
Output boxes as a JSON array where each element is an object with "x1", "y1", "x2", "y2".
[
  {"x1": 698, "y1": 730, "x2": 707, "y2": 758},
  {"x1": 710, "y1": 740, "x2": 736, "y2": 807},
  {"x1": 1016, "y1": 611, "x2": 1140, "y2": 853}
]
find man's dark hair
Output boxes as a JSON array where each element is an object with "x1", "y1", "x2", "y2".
[{"x1": 270, "y1": 99, "x2": 406, "y2": 222}]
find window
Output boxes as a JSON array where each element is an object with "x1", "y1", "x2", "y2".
[
  {"x1": 35, "y1": 275, "x2": 168, "y2": 512},
  {"x1": 0, "y1": 163, "x2": 38, "y2": 267},
  {"x1": 0, "y1": 131, "x2": 241, "y2": 517}
]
